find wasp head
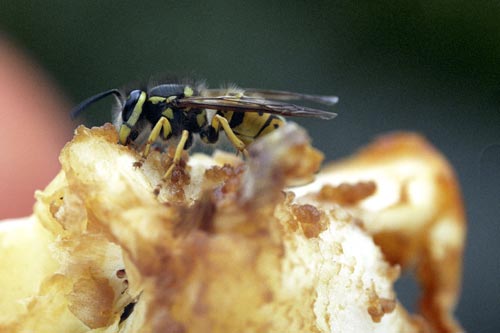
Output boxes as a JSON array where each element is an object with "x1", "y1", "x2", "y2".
[
  {"x1": 71, "y1": 88, "x2": 149, "y2": 146},
  {"x1": 117, "y1": 90, "x2": 147, "y2": 145}
]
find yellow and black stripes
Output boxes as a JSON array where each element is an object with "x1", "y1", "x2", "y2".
[{"x1": 220, "y1": 110, "x2": 285, "y2": 145}]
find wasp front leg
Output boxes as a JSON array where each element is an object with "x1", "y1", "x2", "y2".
[
  {"x1": 200, "y1": 114, "x2": 249, "y2": 158},
  {"x1": 143, "y1": 117, "x2": 172, "y2": 158},
  {"x1": 164, "y1": 129, "x2": 190, "y2": 179}
]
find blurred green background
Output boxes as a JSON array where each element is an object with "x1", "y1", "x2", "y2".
[{"x1": 1, "y1": 1, "x2": 499, "y2": 331}]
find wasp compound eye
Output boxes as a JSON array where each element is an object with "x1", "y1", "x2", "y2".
[{"x1": 122, "y1": 90, "x2": 143, "y2": 122}]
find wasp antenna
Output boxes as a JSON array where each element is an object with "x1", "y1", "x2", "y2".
[{"x1": 70, "y1": 89, "x2": 122, "y2": 119}]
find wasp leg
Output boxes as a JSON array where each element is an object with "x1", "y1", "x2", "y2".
[
  {"x1": 143, "y1": 117, "x2": 172, "y2": 158},
  {"x1": 213, "y1": 115, "x2": 249, "y2": 158},
  {"x1": 164, "y1": 130, "x2": 190, "y2": 179}
]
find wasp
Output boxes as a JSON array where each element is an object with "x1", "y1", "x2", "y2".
[{"x1": 72, "y1": 80, "x2": 338, "y2": 178}]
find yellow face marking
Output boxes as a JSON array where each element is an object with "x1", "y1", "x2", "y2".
[
  {"x1": 183, "y1": 85, "x2": 194, "y2": 97},
  {"x1": 119, "y1": 125, "x2": 132, "y2": 145},
  {"x1": 126, "y1": 91, "x2": 147, "y2": 127},
  {"x1": 119, "y1": 91, "x2": 147, "y2": 144}
]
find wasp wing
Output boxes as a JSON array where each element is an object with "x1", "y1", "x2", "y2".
[
  {"x1": 202, "y1": 88, "x2": 339, "y2": 106},
  {"x1": 175, "y1": 96, "x2": 337, "y2": 120}
]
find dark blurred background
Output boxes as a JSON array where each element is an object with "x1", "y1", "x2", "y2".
[{"x1": 1, "y1": 1, "x2": 498, "y2": 331}]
